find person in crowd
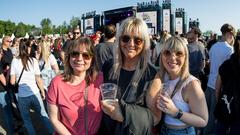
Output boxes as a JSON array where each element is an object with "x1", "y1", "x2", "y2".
[
  {"x1": 155, "y1": 31, "x2": 171, "y2": 67},
  {"x1": 0, "y1": 47, "x2": 15, "y2": 135},
  {"x1": 203, "y1": 23, "x2": 236, "y2": 135},
  {"x1": 35, "y1": 41, "x2": 59, "y2": 90},
  {"x1": 1, "y1": 36, "x2": 13, "y2": 77},
  {"x1": 99, "y1": 17, "x2": 160, "y2": 135},
  {"x1": 47, "y1": 37, "x2": 103, "y2": 135},
  {"x1": 156, "y1": 36, "x2": 208, "y2": 135},
  {"x1": 95, "y1": 24, "x2": 116, "y2": 70},
  {"x1": 207, "y1": 33, "x2": 218, "y2": 51},
  {"x1": 187, "y1": 27, "x2": 206, "y2": 79},
  {"x1": 28, "y1": 35, "x2": 38, "y2": 58},
  {"x1": 60, "y1": 27, "x2": 82, "y2": 68},
  {"x1": 10, "y1": 41, "x2": 53, "y2": 135},
  {"x1": 214, "y1": 35, "x2": 240, "y2": 135},
  {"x1": 10, "y1": 37, "x2": 20, "y2": 57}
]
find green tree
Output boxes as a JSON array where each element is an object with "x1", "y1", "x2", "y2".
[
  {"x1": 4, "y1": 20, "x2": 15, "y2": 36},
  {"x1": 0, "y1": 20, "x2": 5, "y2": 37},
  {"x1": 70, "y1": 16, "x2": 80, "y2": 29},
  {"x1": 40, "y1": 18, "x2": 52, "y2": 35},
  {"x1": 203, "y1": 30, "x2": 213, "y2": 37},
  {"x1": 15, "y1": 22, "x2": 27, "y2": 37}
]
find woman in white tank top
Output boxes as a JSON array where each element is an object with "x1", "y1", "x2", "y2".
[{"x1": 148, "y1": 36, "x2": 208, "y2": 135}]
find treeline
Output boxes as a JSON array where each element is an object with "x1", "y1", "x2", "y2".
[{"x1": 0, "y1": 16, "x2": 80, "y2": 37}]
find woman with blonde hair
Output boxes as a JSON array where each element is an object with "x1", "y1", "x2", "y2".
[
  {"x1": 100, "y1": 17, "x2": 159, "y2": 135},
  {"x1": 155, "y1": 36, "x2": 208, "y2": 135},
  {"x1": 36, "y1": 41, "x2": 59, "y2": 90}
]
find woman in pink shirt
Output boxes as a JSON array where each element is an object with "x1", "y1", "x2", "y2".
[{"x1": 47, "y1": 37, "x2": 103, "y2": 135}]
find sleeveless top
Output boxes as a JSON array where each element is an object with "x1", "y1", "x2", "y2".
[{"x1": 164, "y1": 75, "x2": 198, "y2": 126}]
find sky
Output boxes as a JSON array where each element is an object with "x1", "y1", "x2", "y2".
[{"x1": 0, "y1": 0, "x2": 239, "y2": 34}]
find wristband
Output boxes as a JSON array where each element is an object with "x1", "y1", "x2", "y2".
[{"x1": 174, "y1": 109, "x2": 183, "y2": 119}]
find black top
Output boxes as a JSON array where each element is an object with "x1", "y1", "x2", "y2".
[
  {"x1": 1, "y1": 48, "x2": 13, "y2": 70},
  {"x1": 217, "y1": 54, "x2": 240, "y2": 122},
  {"x1": 0, "y1": 63, "x2": 5, "y2": 92},
  {"x1": 100, "y1": 59, "x2": 157, "y2": 135},
  {"x1": 95, "y1": 42, "x2": 115, "y2": 70}
]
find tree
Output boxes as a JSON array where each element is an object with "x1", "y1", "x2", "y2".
[
  {"x1": 0, "y1": 20, "x2": 5, "y2": 37},
  {"x1": 4, "y1": 20, "x2": 15, "y2": 36},
  {"x1": 70, "y1": 16, "x2": 80, "y2": 29},
  {"x1": 15, "y1": 22, "x2": 27, "y2": 37},
  {"x1": 40, "y1": 18, "x2": 52, "y2": 35},
  {"x1": 203, "y1": 30, "x2": 213, "y2": 37}
]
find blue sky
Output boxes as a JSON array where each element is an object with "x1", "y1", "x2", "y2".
[{"x1": 0, "y1": 0, "x2": 239, "y2": 34}]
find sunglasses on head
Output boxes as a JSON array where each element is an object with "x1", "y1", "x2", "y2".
[
  {"x1": 162, "y1": 50, "x2": 185, "y2": 58},
  {"x1": 70, "y1": 51, "x2": 92, "y2": 60},
  {"x1": 120, "y1": 35, "x2": 144, "y2": 45},
  {"x1": 73, "y1": 32, "x2": 80, "y2": 35}
]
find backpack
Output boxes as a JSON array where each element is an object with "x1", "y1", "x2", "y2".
[{"x1": 214, "y1": 59, "x2": 240, "y2": 124}]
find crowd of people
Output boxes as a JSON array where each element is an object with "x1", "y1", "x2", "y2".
[{"x1": 0, "y1": 17, "x2": 240, "y2": 135}]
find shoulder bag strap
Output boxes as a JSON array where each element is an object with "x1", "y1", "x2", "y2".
[
  {"x1": 84, "y1": 86, "x2": 89, "y2": 135},
  {"x1": 40, "y1": 61, "x2": 46, "y2": 71},
  {"x1": 17, "y1": 68, "x2": 24, "y2": 84}
]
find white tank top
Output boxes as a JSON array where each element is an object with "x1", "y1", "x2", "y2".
[{"x1": 164, "y1": 75, "x2": 198, "y2": 126}]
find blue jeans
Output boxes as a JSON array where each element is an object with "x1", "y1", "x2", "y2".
[
  {"x1": 160, "y1": 125, "x2": 196, "y2": 135},
  {"x1": 17, "y1": 93, "x2": 53, "y2": 135},
  {"x1": 0, "y1": 91, "x2": 15, "y2": 135}
]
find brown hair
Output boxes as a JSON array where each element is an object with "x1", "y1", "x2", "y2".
[{"x1": 62, "y1": 37, "x2": 98, "y2": 85}]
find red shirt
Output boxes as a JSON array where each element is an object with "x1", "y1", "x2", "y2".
[{"x1": 47, "y1": 73, "x2": 103, "y2": 135}]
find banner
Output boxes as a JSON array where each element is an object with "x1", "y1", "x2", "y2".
[
  {"x1": 175, "y1": 17, "x2": 183, "y2": 34},
  {"x1": 163, "y1": 9, "x2": 170, "y2": 32},
  {"x1": 85, "y1": 18, "x2": 94, "y2": 35},
  {"x1": 137, "y1": 11, "x2": 157, "y2": 34}
]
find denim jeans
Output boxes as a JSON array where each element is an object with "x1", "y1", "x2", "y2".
[
  {"x1": 160, "y1": 125, "x2": 196, "y2": 135},
  {"x1": 0, "y1": 91, "x2": 15, "y2": 135},
  {"x1": 17, "y1": 92, "x2": 53, "y2": 135}
]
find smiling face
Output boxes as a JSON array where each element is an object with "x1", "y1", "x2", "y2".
[
  {"x1": 160, "y1": 36, "x2": 189, "y2": 79},
  {"x1": 120, "y1": 30, "x2": 144, "y2": 61},
  {"x1": 162, "y1": 49, "x2": 185, "y2": 79},
  {"x1": 69, "y1": 44, "x2": 93, "y2": 75}
]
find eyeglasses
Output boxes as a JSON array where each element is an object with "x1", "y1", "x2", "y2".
[
  {"x1": 162, "y1": 50, "x2": 185, "y2": 58},
  {"x1": 73, "y1": 32, "x2": 80, "y2": 35},
  {"x1": 70, "y1": 51, "x2": 92, "y2": 60},
  {"x1": 6, "y1": 40, "x2": 12, "y2": 43},
  {"x1": 120, "y1": 35, "x2": 144, "y2": 46}
]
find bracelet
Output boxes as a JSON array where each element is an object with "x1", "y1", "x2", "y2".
[{"x1": 174, "y1": 109, "x2": 183, "y2": 119}]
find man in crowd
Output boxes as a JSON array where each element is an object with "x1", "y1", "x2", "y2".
[
  {"x1": 187, "y1": 27, "x2": 206, "y2": 79},
  {"x1": 95, "y1": 24, "x2": 116, "y2": 70}
]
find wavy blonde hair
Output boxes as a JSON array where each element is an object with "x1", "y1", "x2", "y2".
[{"x1": 158, "y1": 36, "x2": 190, "y2": 90}]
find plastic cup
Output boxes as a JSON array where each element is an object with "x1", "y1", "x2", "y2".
[
  {"x1": 100, "y1": 83, "x2": 118, "y2": 103},
  {"x1": 161, "y1": 83, "x2": 170, "y2": 98}
]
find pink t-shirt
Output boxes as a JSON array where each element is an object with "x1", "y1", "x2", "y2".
[{"x1": 47, "y1": 73, "x2": 103, "y2": 135}]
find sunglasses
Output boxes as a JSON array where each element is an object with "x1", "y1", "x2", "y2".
[
  {"x1": 73, "y1": 32, "x2": 80, "y2": 35},
  {"x1": 162, "y1": 50, "x2": 185, "y2": 58},
  {"x1": 6, "y1": 40, "x2": 12, "y2": 43},
  {"x1": 70, "y1": 51, "x2": 92, "y2": 60},
  {"x1": 120, "y1": 35, "x2": 144, "y2": 45}
]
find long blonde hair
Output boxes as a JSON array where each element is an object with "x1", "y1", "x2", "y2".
[
  {"x1": 38, "y1": 41, "x2": 51, "y2": 65},
  {"x1": 158, "y1": 36, "x2": 190, "y2": 90},
  {"x1": 110, "y1": 17, "x2": 150, "y2": 84}
]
